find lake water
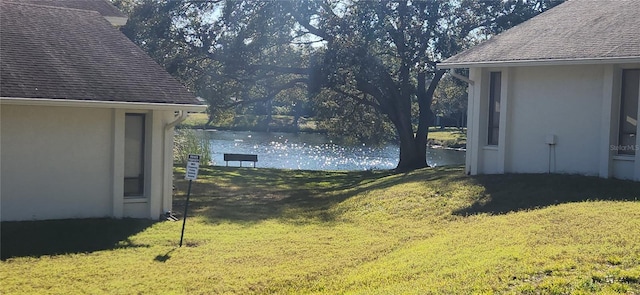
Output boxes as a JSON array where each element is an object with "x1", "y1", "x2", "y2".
[{"x1": 200, "y1": 130, "x2": 465, "y2": 171}]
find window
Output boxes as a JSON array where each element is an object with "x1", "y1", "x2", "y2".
[
  {"x1": 618, "y1": 69, "x2": 639, "y2": 156},
  {"x1": 487, "y1": 71, "x2": 502, "y2": 145},
  {"x1": 124, "y1": 114, "x2": 145, "y2": 196}
]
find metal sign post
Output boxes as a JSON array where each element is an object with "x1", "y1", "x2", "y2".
[{"x1": 180, "y1": 154, "x2": 200, "y2": 247}]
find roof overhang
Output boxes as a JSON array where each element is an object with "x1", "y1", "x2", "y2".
[
  {"x1": 438, "y1": 56, "x2": 640, "y2": 69},
  {"x1": 105, "y1": 16, "x2": 128, "y2": 27},
  {"x1": 0, "y1": 97, "x2": 207, "y2": 112}
]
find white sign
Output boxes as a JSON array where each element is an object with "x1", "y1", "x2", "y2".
[{"x1": 185, "y1": 154, "x2": 200, "y2": 180}]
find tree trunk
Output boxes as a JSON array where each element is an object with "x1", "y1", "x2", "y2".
[
  {"x1": 395, "y1": 116, "x2": 424, "y2": 172},
  {"x1": 395, "y1": 69, "x2": 446, "y2": 172}
]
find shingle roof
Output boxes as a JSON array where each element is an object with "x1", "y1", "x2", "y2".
[
  {"x1": 440, "y1": 0, "x2": 640, "y2": 68},
  {"x1": 0, "y1": 2, "x2": 201, "y2": 106},
  {"x1": 19, "y1": 0, "x2": 126, "y2": 18}
]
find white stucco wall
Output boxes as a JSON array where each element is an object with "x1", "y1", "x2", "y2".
[
  {"x1": 507, "y1": 65, "x2": 603, "y2": 175},
  {"x1": 1, "y1": 105, "x2": 113, "y2": 220},
  {"x1": 466, "y1": 63, "x2": 639, "y2": 180},
  {"x1": 1, "y1": 104, "x2": 178, "y2": 221},
  {"x1": 612, "y1": 158, "x2": 635, "y2": 180}
]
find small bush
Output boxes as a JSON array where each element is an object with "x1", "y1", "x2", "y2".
[{"x1": 173, "y1": 129, "x2": 211, "y2": 165}]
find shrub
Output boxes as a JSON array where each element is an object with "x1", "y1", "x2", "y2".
[{"x1": 173, "y1": 129, "x2": 211, "y2": 165}]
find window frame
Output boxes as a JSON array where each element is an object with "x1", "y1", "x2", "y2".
[
  {"x1": 123, "y1": 113, "x2": 146, "y2": 197},
  {"x1": 617, "y1": 69, "x2": 639, "y2": 156},
  {"x1": 487, "y1": 71, "x2": 502, "y2": 146}
]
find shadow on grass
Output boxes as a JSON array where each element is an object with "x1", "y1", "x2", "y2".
[
  {"x1": 173, "y1": 166, "x2": 640, "y2": 224},
  {"x1": 172, "y1": 166, "x2": 468, "y2": 224},
  {"x1": 454, "y1": 173, "x2": 640, "y2": 216},
  {"x1": 173, "y1": 166, "x2": 402, "y2": 223},
  {"x1": 1, "y1": 218, "x2": 154, "y2": 260},
  {"x1": 154, "y1": 248, "x2": 176, "y2": 263}
]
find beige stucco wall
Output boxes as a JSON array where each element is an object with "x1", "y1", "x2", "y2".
[
  {"x1": 1, "y1": 104, "x2": 177, "y2": 221},
  {"x1": 1, "y1": 105, "x2": 113, "y2": 220},
  {"x1": 466, "y1": 63, "x2": 640, "y2": 180}
]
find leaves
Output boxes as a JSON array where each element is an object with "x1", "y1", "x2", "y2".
[{"x1": 115, "y1": 0, "x2": 563, "y2": 169}]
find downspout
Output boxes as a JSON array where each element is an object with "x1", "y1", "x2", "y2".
[
  {"x1": 446, "y1": 69, "x2": 475, "y2": 175},
  {"x1": 165, "y1": 110, "x2": 189, "y2": 130},
  {"x1": 162, "y1": 110, "x2": 189, "y2": 219}
]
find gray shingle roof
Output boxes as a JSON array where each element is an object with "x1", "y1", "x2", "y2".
[
  {"x1": 0, "y1": 2, "x2": 201, "y2": 106},
  {"x1": 440, "y1": 0, "x2": 640, "y2": 67},
  {"x1": 19, "y1": 0, "x2": 126, "y2": 18}
]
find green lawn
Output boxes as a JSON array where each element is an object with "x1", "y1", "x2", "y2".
[
  {"x1": 428, "y1": 127, "x2": 466, "y2": 148},
  {"x1": 1, "y1": 167, "x2": 639, "y2": 294},
  {"x1": 179, "y1": 112, "x2": 209, "y2": 128}
]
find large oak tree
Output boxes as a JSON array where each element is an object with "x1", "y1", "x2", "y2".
[{"x1": 119, "y1": 0, "x2": 561, "y2": 171}]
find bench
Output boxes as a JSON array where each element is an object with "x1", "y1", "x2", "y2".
[{"x1": 224, "y1": 153, "x2": 258, "y2": 167}]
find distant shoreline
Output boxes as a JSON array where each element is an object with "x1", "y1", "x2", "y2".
[{"x1": 181, "y1": 124, "x2": 467, "y2": 151}]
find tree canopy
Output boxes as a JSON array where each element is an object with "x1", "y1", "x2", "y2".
[{"x1": 117, "y1": 0, "x2": 563, "y2": 171}]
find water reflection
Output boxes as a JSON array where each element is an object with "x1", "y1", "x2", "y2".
[{"x1": 200, "y1": 130, "x2": 464, "y2": 171}]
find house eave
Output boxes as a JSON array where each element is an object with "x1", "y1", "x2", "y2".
[
  {"x1": 104, "y1": 16, "x2": 128, "y2": 27},
  {"x1": 0, "y1": 97, "x2": 207, "y2": 112},
  {"x1": 438, "y1": 56, "x2": 640, "y2": 69}
]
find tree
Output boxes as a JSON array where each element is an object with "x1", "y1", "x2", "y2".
[
  {"x1": 432, "y1": 74, "x2": 468, "y2": 128},
  {"x1": 117, "y1": 0, "x2": 562, "y2": 171}
]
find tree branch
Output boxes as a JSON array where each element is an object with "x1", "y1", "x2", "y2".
[
  {"x1": 286, "y1": 2, "x2": 334, "y2": 43},
  {"x1": 246, "y1": 64, "x2": 310, "y2": 75},
  {"x1": 329, "y1": 87, "x2": 382, "y2": 112},
  {"x1": 223, "y1": 78, "x2": 308, "y2": 108}
]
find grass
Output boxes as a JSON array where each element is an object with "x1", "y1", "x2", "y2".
[
  {"x1": 179, "y1": 112, "x2": 209, "y2": 128},
  {"x1": 428, "y1": 127, "x2": 467, "y2": 148},
  {"x1": 2, "y1": 167, "x2": 639, "y2": 294}
]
